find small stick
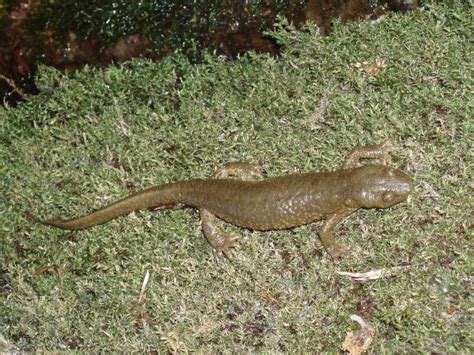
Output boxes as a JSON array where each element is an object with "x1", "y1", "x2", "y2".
[{"x1": 0, "y1": 74, "x2": 25, "y2": 98}]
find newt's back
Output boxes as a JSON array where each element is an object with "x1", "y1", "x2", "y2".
[{"x1": 178, "y1": 171, "x2": 346, "y2": 230}]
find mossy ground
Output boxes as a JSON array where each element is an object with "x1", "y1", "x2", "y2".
[{"x1": 1, "y1": 2, "x2": 472, "y2": 352}]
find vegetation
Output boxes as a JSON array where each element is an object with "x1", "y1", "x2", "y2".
[{"x1": 1, "y1": 1, "x2": 472, "y2": 352}]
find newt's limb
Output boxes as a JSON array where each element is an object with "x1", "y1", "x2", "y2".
[
  {"x1": 318, "y1": 208, "x2": 357, "y2": 259},
  {"x1": 343, "y1": 140, "x2": 394, "y2": 169},
  {"x1": 200, "y1": 209, "x2": 241, "y2": 259},
  {"x1": 212, "y1": 162, "x2": 264, "y2": 180},
  {"x1": 200, "y1": 162, "x2": 264, "y2": 258}
]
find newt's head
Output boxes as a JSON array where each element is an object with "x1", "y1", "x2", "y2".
[{"x1": 347, "y1": 165, "x2": 413, "y2": 209}]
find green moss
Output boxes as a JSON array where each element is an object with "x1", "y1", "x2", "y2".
[{"x1": 1, "y1": 1, "x2": 472, "y2": 352}]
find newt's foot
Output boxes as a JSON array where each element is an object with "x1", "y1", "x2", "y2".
[
  {"x1": 216, "y1": 232, "x2": 241, "y2": 260},
  {"x1": 214, "y1": 162, "x2": 264, "y2": 180},
  {"x1": 326, "y1": 243, "x2": 349, "y2": 260},
  {"x1": 375, "y1": 140, "x2": 394, "y2": 165},
  {"x1": 343, "y1": 140, "x2": 396, "y2": 169}
]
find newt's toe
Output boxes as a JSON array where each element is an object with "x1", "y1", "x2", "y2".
[
  {"x1": 218, "y1": 232, "x2": 241, "y2": 259},
  {"x1": 327, "y1": 243, "x2": 349, "y2": 260}
]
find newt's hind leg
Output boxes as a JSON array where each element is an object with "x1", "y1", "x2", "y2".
[
  {"x1": 212, "y1": 161, "x2": 264, "y2": 180},
  {"x1": 200, "y1": 209, "x2": 241, "y2": 258},
  {"x1": 200, "y1": 162, "x2": 264, "y2": 258},
  {"x1": 343, "y1": 140, "x2": 394, "y2": 169}
]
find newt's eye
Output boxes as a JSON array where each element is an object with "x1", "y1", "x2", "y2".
[{"x1": 382, "y1": 192, "x2": 395, "y2": 203}]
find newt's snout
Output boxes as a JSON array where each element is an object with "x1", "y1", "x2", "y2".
[
  {"x1": 395, "y1": 170, "x2": 413, "y2": 195},
  {"x1": 379, "y1": 168, "x2": 413, "y2": 207}
]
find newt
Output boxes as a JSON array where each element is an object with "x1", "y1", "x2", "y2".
[{"x1": 42, "y1": 141, "x2": 413, "y2": 259}]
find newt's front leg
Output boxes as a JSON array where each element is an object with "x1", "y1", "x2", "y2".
[
  {"x1": 318, "y1": 208, "x2": 357, "y2": 259},
  {"x1": 343, "y1": 140, "x2": 394, "y2": 169},
  {"x1": 200, "y1": 162, "x2": 263, "y2": 258}
]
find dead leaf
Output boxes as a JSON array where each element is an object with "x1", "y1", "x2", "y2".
[
  {"x1": 447, "y1": 306, "x2": 459, "y2": 315},
  {"x1": 342, "y1": 315, "x2": 375, "y2": 355},
  {"x1": 356, "y1": 58, "x2": 387, "y2": 76},
  {"x1": 337, "y1": 265, "x2": 411, "y2": 282},
  {"x1": 138, "y1": 269, "x2": 150, "y2": 302}
]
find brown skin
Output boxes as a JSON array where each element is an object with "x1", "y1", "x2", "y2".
[{"x1": 42, "y1": 141, "x2": 413, "y2": 259}]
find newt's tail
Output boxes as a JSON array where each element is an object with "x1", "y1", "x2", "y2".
[{"x1": 41, "y1": 181, "x2": 190, "y2": 230}]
